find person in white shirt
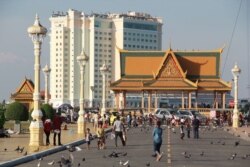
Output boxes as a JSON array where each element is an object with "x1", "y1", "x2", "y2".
[{"x1": 113, "y1": 116, "x2": 125, "y2": 147}]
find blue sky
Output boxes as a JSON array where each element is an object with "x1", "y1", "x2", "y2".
[{"x1": 0, "y1": 0, "x2": 249, "y2": 102}]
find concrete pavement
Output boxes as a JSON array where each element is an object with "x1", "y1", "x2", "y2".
[{"x1": 1, "y1": 123, "x2": 250, "y2": 167}]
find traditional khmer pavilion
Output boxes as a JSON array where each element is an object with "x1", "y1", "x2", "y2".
[
  {"x1": 10, "y1": 78, "x2": 49, "y2": 111},
  {"x1": 110, "y1": 48, "x2": 232, "y2": 112}
]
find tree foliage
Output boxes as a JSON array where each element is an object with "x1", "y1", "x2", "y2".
[
  {"x1": 0, "y1": 111, "x2": 5, "y2": 129},
  {"x1": 41, "y1": 104, "x2": 55, "y2": 120},
  {"x1": 5, "y1": 102, "x2": 29, "y2": 122}
]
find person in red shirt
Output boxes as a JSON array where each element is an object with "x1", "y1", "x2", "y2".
[
  {"x1": 43, "y1": 118, "x2": 52, "y2": 146},
  {"x1": 53, "y1": 113, "x2": 63, "y2": 146}
]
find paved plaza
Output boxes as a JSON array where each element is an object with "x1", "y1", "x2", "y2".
[{"x1": 0, "y1": 124, "x2": 248, "y2": 167}]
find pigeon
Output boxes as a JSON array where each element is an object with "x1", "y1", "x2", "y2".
[
  {"x1": 37, "y1": 161, "x2": 41, "y2": 167},
  {"x1": 200, "y1": 151, "x2": 204, "y2": 156},
  {"x1": 15, "y1": 146, "x2": 20, "y2": 151},
  {"x1": 146, "y1": 162, "x2": 150, "y2": 166},
  {"x1": 122, "y1": 152, "x2": 127, "y2": 156},
  {"x1": 38, "y1": 157, "x2": 43, "y2": 161},
  {"x1": 66, "y1": 145, "x2": 76, "y2": 152},
  {"x1": 19, "y1": 147, "x2": 25, "y2": 153},
  {"x1": 75, "y1": 146, "x2": 82, "y2": 151},
  {"x1": 184, "y1": 154, "x2": 191, "y2": 159},
  {"x1": 82, "y1": 157, "x2": 86, "y2": 161},
  {"x1": 235, "y1": 141, "x2": 240, "y2": 146},
  {"x1": 23, "y1": 151, "x2": 27, "y2": 156},
  {"x1": 4, "y1": 148, "x2": 7, "y2": 151},
  {"x1": 61, "y1": 156, "x2": 71, "y2": 166},
  {"x1": 78, "y1": 163, "x2": 81, "y2": 167},
  {"x1": 119, "y1": 160, "x2": 123, "y2": 165},
  {"x1": 103, "y1": 154, "x2": 107, "y2": 158},
  {"x1": 123, "y1": 160, "x2": 129, "y2": 166},
  {"x1": 48, "y1": 160, "x2": 55, "y2": 165},
  {"x1": 210, "y1": 141, "x2": 213, "y2": 145},
  {"x1": 222, "y1": 142, "x2": 225, "y2": 145},
  {"x1": 181, "y1": 151, "x2": 187, "y2": 155}
]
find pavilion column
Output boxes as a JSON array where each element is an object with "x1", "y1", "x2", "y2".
[
  {"x1": 214, "y1": 91, "x2": 218, "y2": 109},
  {"x1": 181, "y1": 91, "x2": 185, "y2": 109},
  {"x1": 188, "y1": 92, "x2": 192, "y2": 109},
  {"x1": 154, "y1": 92, "x2": 158, "y2": 109},
  {"x1": 122, "y1": 91, "x2": 126, "y2": 109},
  {"x1": 148, "y1": 91, "x2": 152, "y2": 113},
  {"x1": 115, "y1": 92, "x2": 119, "y2": 110},
  {"x1": 221, "y1": 92, "x2": 226, "y2": 109},
  {"x1": 141, "y1": 91, "x2": 144, "y2": 109},
  {"x1": 195, "y1": 91, "x2": 198, "y2": 109}
]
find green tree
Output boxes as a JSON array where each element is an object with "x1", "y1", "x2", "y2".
[
  {"x1": 0, "y1": 111, "x2": 5, "y2": 129},
  {"x1": 5, "y1": 102, "x2": 29, "y2": 122},
  {"x1": 41, "y1": 104, "x2": 55, "y2": 120}
]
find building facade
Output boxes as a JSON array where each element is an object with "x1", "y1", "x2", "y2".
[{"x1": 49, "y1": 9, "x2": 163, "y2": 108}]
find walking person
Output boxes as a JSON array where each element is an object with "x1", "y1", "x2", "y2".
[
  {"x1": 44, "y1": 118, "x2": 52, "y2": 146},
  {"x1": 180, "y1": 118, "x2": 185, "y2": 140},
  {"x1": 113, "y1": 116, "x2": 126, "y2": 147},
  {"x1": 53, "y1": 112, "x2": 63, "y2": 146},
  {"x1": 186, "y1": 119, "x2": 191, "y2": 138},
  {"x1": 192, "y1": 115, "x2": 200, "y2": 139},
  {"x1": 97, "y1": 122, "x2": 106, "y2": 149},
  {"x1": 152, "y1": 120, "x2": 163, "y2": 161},
  {"x1": 85, "y1": 128, "x2": 92, "y2": 150}
]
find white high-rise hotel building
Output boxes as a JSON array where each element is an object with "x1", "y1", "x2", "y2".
[{"x1": 49, "y1": 9, "x2": 162, "y2": 108}]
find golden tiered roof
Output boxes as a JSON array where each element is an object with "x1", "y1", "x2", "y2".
[{"x1": 110, "y1": 48, "x2": 231, "y2": 92}]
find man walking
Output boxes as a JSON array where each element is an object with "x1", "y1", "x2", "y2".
[
  {"x1": 53, "y1": 112, "x2": 63, "y2": 146},
  {"x1": 192, "y1": 115, "x2": 200, "y2": 139},
  {"x1": 113, "y1": 116, "x2": 126, "y2": 147}
]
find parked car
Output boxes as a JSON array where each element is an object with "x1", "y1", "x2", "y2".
[
  {"x1": 154, "y1": 108, "x2": 173, "y2": 120},
  {"x1": 178, "y1": 109, "x2": 208, "y2": 125},
  {"x1": 177, "y1": 109, "x2": 193, "y2": 119}
]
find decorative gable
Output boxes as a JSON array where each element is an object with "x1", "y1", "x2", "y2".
[
  {"x1": 20, "y1": 84, "x2": 33, "y2": 93},
  {"x1": 155, "y1": 51, "x2": 185, "y2": 79},
  {"x1": 157, "y1": 55, "x2": 182, "y2": 78}
]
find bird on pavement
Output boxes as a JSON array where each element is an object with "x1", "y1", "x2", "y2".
[
  {"x1": 48, "y1": 160, "x2": 55, "y2": 165},
  {"x1": 235, "y1": 141, "x2": 240, "y2": 146},
  {"x1": 119, "y1": 160, "x2": 123, "y2": 166},
  {"x1": 23, "y1": 151, "x2": 27, "y2": 156},
  {"x1": 4, "y1": 148, "x2": 7, "y2": 151},
  {"x1": 122, "y1": 152, "x2": 127, "y2": 156},
  {"x1": 222, "y1": 142, "x2": 225, "y2": 145},
  {"x1": 37, "y1": 161, "x2": 41, "y2": 167},
  {"x1": 200, "y1": 151, "x2": 204, "y2": 156},
  {"x1": 14, "y1": 146, "x2": 20, "y2": 151},
  {"x1": 184, "y1": 154, "x2": 191, "y2": 159},
  {"x1": 75, "y1": 146, "x2": 82, "y2": 151},
  {"x1": 146, "y1": 162, "x2": 150, "y2": 166},
  {"x1": 181, "y1": 151, "x2": 187, "y2": 155},
  {"x1": 82, "y1": 157, "x2": 86, "y2": 161},
  {"x1": 210, "y1": 141, "x2": 213, "y2": 145},
  {"x1": 123, "y1": 160, "x2": 129, "y2": 166},
  {"x1": 19, "y1": 147, "x2": 25, "y2": 153}
]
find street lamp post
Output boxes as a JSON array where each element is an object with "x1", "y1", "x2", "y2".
[
  {"x1": 42, "y1": 64, "x2": 51, "y2": 104},
  {"x1": 232, "y1": 63, "x2": 241, "y2": 128},
  {"x1": 100, "y1": 64, "x2": 108, "y2": 117},
  {"x1": 77, "y1": 50, "x2": 88, "y2": 134},
  {"x1": 27, "y1": 14, "x2": 47, "y2": 147}
]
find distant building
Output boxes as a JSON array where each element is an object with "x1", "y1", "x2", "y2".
[
  {"x1": 10, "y1": 78, "x2": 49, "y2": 111},
  {"x1": 49, "y1": 9, "x2": 163, "y2": 108}
]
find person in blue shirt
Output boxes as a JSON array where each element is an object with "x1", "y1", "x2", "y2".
[{"x1": 152, "y1": 120, "x2": 163, "y2": 161}]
